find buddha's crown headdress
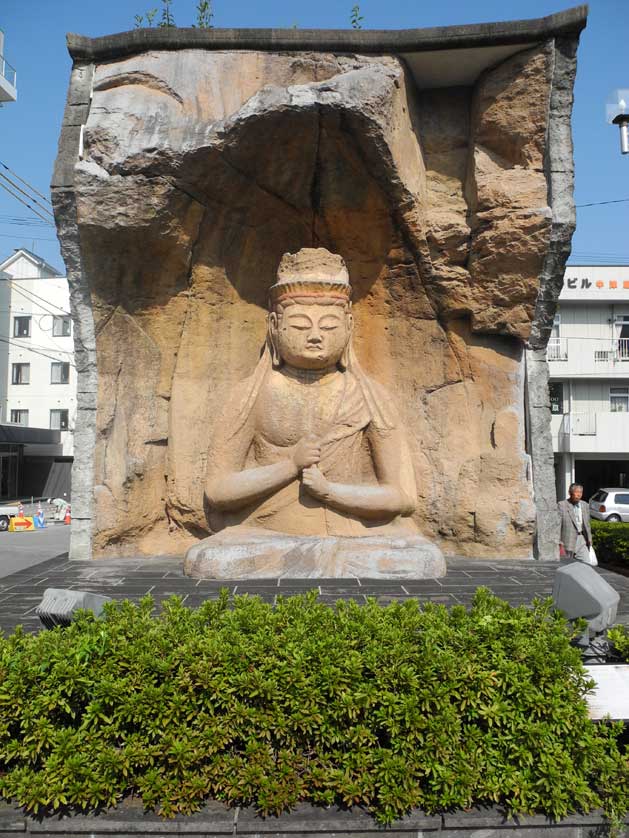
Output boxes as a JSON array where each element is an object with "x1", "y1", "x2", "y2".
[{"x1": 268, "y1": 248, "x2": 351, "y2": 307}]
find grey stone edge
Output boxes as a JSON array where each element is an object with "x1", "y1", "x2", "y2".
[
  {"x1": 51, "y1": 62, "x2": 97, "y2": 561},
  {"x1": 65, "y1": 6, "x2": 587, "y2": 61},
  {"x1": 1, "y1": 802, "x2": 627, "y2": 837},
  {"x1": 525, "y1": 33, "x2": 581, "y2": 560}
]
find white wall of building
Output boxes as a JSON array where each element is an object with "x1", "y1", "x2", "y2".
[
  {"x1": 548, "y1": 265, "x2": 629, "y2": 499},
  {"x1": 0, "y1": 249, "x2": 76, "y2": 457}
]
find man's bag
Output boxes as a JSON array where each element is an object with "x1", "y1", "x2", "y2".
[{"x1": 585, "y1": 545, "x2": 598, "y2": 566}]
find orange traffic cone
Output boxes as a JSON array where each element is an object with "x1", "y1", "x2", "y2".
[{"x1": 63, "y1": 504, "x2": 71, "y2": 525}]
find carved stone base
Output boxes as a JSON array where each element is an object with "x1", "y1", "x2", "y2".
[{"x1": 183, "y1": 528, "x2": 446, "y2": 579}]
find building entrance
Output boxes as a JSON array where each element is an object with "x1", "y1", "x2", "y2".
[
  {"x1": 0, "y1": 446, "x2": 20, "y2": 500},
  {"x1": 574, "y1": 459, "x2": 629, "y2": 501}
]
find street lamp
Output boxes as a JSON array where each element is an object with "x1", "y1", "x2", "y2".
[{"x1": 606, "y1": 89, "x2": 629, "y2": 155}]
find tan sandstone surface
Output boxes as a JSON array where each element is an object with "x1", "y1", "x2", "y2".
[{"x1": 61, "y1": 42, "x2": 560, "y2": 559}]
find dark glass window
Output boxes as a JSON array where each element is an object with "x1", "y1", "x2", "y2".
[
  {"x1": 50, "y1": 409, "x2": 69, "y2": 431},
  {"x1": 614, "y1": 494, "x2": 629, "y2": 506},
  {"x1": 52, "y1": 316, "x2": 72, "y2": 337},
  {"x1": 9, "y1": 409, "x2": 28, "y2": 426},
  {"x1": 51, "y1": 362, "x2": 70, "y2": 384},
  {"x1": 13, "y1": 316, "x2": 31, "y2": 337},
  {"x1": 11, "y1": 363, "x2": 30, "y2": 385}
]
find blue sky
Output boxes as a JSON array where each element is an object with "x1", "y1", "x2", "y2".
[{"x1": 1, "y1": 0, "x2": 628, "y2": 272}]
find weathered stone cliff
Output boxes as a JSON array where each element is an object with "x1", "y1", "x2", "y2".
[{"x1": 53, "y1": 9, "x2": 586, "y2": 560}]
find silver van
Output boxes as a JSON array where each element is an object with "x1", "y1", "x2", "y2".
[{"x1": 589, "y1": 488, "x2": 629, "y2": 522}]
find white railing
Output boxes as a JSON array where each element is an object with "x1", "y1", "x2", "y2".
[
  {"x1": 547, "y1": 337, "x2": 629, "y2": 373},
  {"x1": 0, "y1": 54, "x2": 16, "y2": 88},
  {"x1": 547, "y1": 337, "x2": 568, "y2": 360},
  {"x1": 594, "y1": 338, "x2": 629, "y2": 362}
]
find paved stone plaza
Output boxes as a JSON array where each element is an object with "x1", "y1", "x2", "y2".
[{"x1": 1, "y1": 554, "x2": 628, "y2": 636}]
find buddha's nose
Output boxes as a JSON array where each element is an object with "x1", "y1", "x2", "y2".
[{"x1": 307, "y1": 330, "x2": 322, "y2": 344}]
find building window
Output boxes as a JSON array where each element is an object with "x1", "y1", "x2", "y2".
[
  {"x1": 50, "y1": 409, "x2": 69, "y2": 431},
  {"x1": 547, "y1": 314, "x2": 567, "y2": 361},
  {"x1": 52, "y1": 316, "x2": 72, "y2": 337},
  {"x1": 11, "y1": 363, "x2": 30, "y2": 385},
  {"x1": 51, "y1": 362, "x2": 70, "y2": 384},
  {"x1": 616, "y1": 315, "x2": 629, "y2": 360},
  {"x1": 13, "y1": 316, "x2": 31, "y2": 338},
  {"x1": 9, "y1": 409, "x2": 28, "y2": 426},
  {"x1": 610, "y1": 387, "x2": 629, "y2": 413}
]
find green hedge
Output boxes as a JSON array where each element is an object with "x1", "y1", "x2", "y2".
[
  {"x1": 592, "y1": 519, "x2": 629, "y2": 564},
  {"x1": 1, "y1": 590, "x2": 628, "y2": 825},
  {"x1": 608, "y1": 625, "x2": 629, "y2": 663}
]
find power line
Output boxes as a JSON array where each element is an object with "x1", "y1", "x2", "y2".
[
  {"x1": 0, "y1": 159, "x2": 52, "y2": 207},
  {"x1": 7, "y1": 282, "x2": 71, "y2": 317},
  {"x1": 0, "y1": 336, "x2": 75, "y2": 366},
  {"x1": 0, "y1": 172, "x2": 54, "y2": 220},
  {"x1": 0, "y1": 180, "x2": 52, "y2": 224},
  {"x1": 576, "y1": 198, "x2": 629, "y2": 208},
  {"x1": 0, "y1": 214, "x2": 52, "y2": 228},
  {"x1": 0, "y1": 232, "x2": 57, "y2": 242}
]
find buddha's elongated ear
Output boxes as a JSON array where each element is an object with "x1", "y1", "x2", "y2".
[
  {"x1": 339, "y1": 307, "x2": 354, "y2": 370},
  {"x1": 268, "y1": 311, "x2": 282, "y2": 368}
]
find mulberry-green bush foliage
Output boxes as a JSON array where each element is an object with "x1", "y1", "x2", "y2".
[
  {"x1": 0, "y1": 589, "x2": 627, "y2": 823},
  {"x1": 608, "y1": 624, "x2": 629, "y2": 662},
  {"x1": 592, "y1": 520, "x2": 629, "y2": 565}
]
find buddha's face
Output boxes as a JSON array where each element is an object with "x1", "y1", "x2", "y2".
[{"x1": 270, "y1": 302, "x2": 352, "y2": 370}]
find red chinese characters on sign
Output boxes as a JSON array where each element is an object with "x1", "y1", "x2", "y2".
[{"x1": 565, "y1": 277, "x2": 629, "y2": 291}]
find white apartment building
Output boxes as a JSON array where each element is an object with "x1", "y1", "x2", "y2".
[
  {"x1": 0, "y1": 248, "x2": 75, "y2": 500},
  {"x1": 548, "y1": 265, "x2": 629, "y2": 501},
  {"x1": 0, "y1": 29, "x2": 17, "y2": 105}
]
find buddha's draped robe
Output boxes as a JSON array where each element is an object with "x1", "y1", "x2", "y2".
[{"x1": 207, "y1": 345, "x2": 418, "y2": 537}]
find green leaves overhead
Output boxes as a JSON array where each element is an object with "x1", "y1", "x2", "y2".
[{"x1": 0, "y1": 589, "x2": 627, "y2": 825}]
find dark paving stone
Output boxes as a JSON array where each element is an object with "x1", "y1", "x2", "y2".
[
  {"x1": 237, "y1": 803, "x2": 440, "y2": 835},
  {"x1": 277, "y1": 578, "x2": 326, "y2": 588},
  {"x1": 23, "y1": 798, "x2": 235, "y2": 834},
  {"x1": 400, "y1": 581, "x2": 446, "y2": 591},
  {"x1": 1, "y1": 554, "x2": 628, "y2": 629}
]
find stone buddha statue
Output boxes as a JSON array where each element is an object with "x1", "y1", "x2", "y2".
[{"x1": 184, "y1": 248, "x2": 445, "y2": 578}]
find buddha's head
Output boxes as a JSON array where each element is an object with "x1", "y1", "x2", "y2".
[{"x1": 268, "y1": 248, "x2": 353, "y2": 371}]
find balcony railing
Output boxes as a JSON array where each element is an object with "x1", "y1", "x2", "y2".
[
  {"x1": 0, "y1": 54, "x2": 16, "y2": 88},
  {"x1": 546, "y1": 337, "x2": 629, "y2": 371},
  {"x1": 547, "y1": 337, "x2": 568, "y2": 360}
]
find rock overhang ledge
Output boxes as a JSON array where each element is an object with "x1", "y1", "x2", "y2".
[{"x1": 66, "y1": 5, "x2": 588, "y2": 90}]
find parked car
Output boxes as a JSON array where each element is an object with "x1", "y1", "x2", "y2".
[
  {"x1": 589, "y1": 488, "x2": 629, "y2": 522},
  {"x1": 0, "y1": 505, "x2": 19, "y2": 532}
]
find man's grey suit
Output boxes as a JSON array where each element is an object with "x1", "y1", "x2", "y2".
[{"x1": 558, "y1": 499, "x2": 592, "y2": 560}]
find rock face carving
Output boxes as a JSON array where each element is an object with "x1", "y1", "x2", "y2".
[
  {"x1": 52, "y1": 12, "x2": 585, "y2": 563},
  {"x1": 184, "y1": 247, "x2": 445, "y2": 578}
]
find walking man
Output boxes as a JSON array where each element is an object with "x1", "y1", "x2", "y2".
[{"x1": 558, "y1": 483, "x2": 592, "y2": 562}]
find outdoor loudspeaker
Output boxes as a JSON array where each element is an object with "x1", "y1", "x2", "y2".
[
  {"x1": 552, "y1": 563, "x2": 619, "y2": 635},
  {"x1": 36, "y1": 588, "x2": 112, "y2": 629}
]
